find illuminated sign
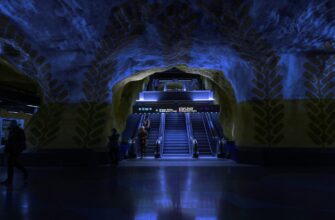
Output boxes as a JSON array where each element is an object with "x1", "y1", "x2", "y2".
[
  {"x1": 138, "y1": 107, "x2": 153, "y2": 112},
  {"x1": 134, "y1": 105, "x2": 219, "y2": 113},
  {"x1": 158, "y1": 108, "x2": 177, "y2": 113},
  {"x1": 178, "y1": 107, "x2": 197, "y2": 113}
]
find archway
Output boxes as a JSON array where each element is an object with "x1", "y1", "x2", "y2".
[
  {"x1": 110, "y1": 65, "x2": 238, "y2": 141},
  {"x1": 0, "y1": 57, "x2": 42, "y2": 147}
]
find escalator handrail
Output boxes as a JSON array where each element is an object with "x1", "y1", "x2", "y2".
[
  {"x1": 205, "y1": 112, "x2": 220, "y2": 154},
  {"x1": 201, "y1": 113, "x2": 215, "y2": 155},
  {"x1": 159, "y1": 113, "x2": 165, "y2": 155},
  {"x1": 211, "y1": 113, "x2": 224, "y2": 138},
  {"x1": 206, "y1": 112, "x2": 219, "y2": 139},
  {"x1": 185, "y1": 113, "x2": 193, "y2": 155},
  {"x1": 133, "y1": 114, "x2": 144, "y2": 138},
  {"x1": 207, "y1": 113, "x2": 222, "y2": 153}
]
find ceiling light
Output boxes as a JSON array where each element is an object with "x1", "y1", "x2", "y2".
[{"x1": 26, "y1": 104, "x2": 39, "y2": 108}]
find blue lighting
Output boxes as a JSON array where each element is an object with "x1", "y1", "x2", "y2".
[
  {"x1": 137, "y1": 90, "x2": 214, "y2": 102},
  {"x1": 191, "y1": 90, "x2": 214, "y2": 101},
  {"x1": 136, "y1": 99, "x2": 158, "y2": 102},
  {"x1": 135, "y1": 212, "x2": 158, "y2": 220},
  {"x1": 192, "y1": 98, "x2": 214, "y2": 101}
]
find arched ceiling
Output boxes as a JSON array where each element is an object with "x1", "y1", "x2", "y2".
[{"x1": 0, "y1": 0, "x2": 334, "y2": 102}]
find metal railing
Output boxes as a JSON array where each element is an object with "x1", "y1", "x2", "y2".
[
  {"x1": 185, "y1": 113, "x2": 194, "y2": 156},
  {"x1": 155, "y1": 136, "x2": 162, "y2": 158},
  {"x1": 206, "y1": 112, "x2": 222, "y2": 154},
  {"x1": 201, "y1": 113, "x2": 215, "y2": 155},
  {"x1": 127, "y1": 137, "x2": 137, "y2": 159},
  {"x1": 216, "y1": 138, "x2": 227, "y2": 158},
  {"x1": 192, "y1": 138, "x2": 199, "y2": 158},
  {"x1": 159, "y1": 113, "x2": 165, "y2": 156}
]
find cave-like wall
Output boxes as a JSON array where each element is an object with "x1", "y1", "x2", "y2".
[{"x1": 0, "y1": 0, "x2": 334, "y2": 151}]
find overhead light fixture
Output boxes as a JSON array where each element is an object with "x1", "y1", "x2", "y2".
[
  {"x1": 192, "y1": 98, "x2": 214, "y2": 101},
  {"x1": 26, "y1": 104, "x2": 39, "y2": 108},
  {"x1": 136, "y1": 99, "x2": 157, "y2": 102},
  {"x1": 8, "y1": 111, "x2": 19, "y2": 114}
]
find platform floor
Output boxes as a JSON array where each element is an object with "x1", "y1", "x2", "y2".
[{"x1": 1, "y1": 161, "x2": 335, "y2": 220}]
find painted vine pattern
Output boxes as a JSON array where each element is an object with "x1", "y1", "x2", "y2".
[
  {"x1": 155, "y1": 2, "x2": 198, "y2": 65},
  {"x1": 73, "y1": 2, "x2": 146, "y2": 148},
  {"x1": 304, "y1": 46, "x2": 335, "y2": 146},
  {"x1": 0, "y1": 15, "x2": 69, "y2": 148},
  {"x1": 201, "y1": 0, "x2": 285, "y2": 146},
  {"x1": 4, "y1": 1, "x2": 333, "y2": 149}
]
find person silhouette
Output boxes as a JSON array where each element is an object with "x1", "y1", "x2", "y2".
[
  {"x1": 1, "y1": 120, "x2": 28, "y2": 186},
  {"x1": 143, "y1": 115, "x2": 151, "y2": 133},
  {"x1": 138, "y1": 126, "x2": 148, "y2": 159},
  {"x1": 107, "y1": 128, "x2": 120, "y2": 166}
]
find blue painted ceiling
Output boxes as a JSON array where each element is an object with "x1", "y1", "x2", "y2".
[{"x1": 0, "y1": 0, "x2": 334, "y2": 102}]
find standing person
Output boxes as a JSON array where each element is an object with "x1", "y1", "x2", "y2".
[
  {"x1": 107, "y1": 128, "x2": 120, "y2": 166},
  {"x1": 143, "y1": 115, "x2": 151, "y2": 133},
  {"x1": 138, "y1": 126, "x2": 148, "y2": 159},
  {"x1": 1, "y1": 120, "x2": 28, "y2": 186}
]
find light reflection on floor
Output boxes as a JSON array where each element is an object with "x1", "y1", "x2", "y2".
[
  {"x1": 133, "y1": 167, "x2": 218, "y2": 220},
  {"x1": 0, "y1": 163, "x2": 335, "y2": 220}
]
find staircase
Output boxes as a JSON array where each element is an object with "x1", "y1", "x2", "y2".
[
  {"x1": 190, "y1": 113, "x2": 212, "y2": 156},
  {"x1": 163, "y1": 113, "x2": 190, "y2": 156},
  {"x1": 144, "y1": 114, "x2": 161, "y2": 156}
]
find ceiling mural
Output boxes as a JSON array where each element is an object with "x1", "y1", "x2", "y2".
[{"x1": 0, "y1": 0, "x2": 334, "y2": 103}]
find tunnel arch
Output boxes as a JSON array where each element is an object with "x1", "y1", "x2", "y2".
[
  {"x1": 0, "y1": 16, "x2": 70, "y2": 149},
  {"x1": 0, "y1": 57, "x2": 42, "y2": 127},
  {"x1": 110, "y1": 65, "x2": 238, "y2": 140},
  {"x1": 0, "y1": 43, "x2": 70, "y2": 149}
]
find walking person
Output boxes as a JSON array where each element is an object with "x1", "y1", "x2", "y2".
[
  {"x1": 138, "y1": 126, "x2": 148, "y2": 159},
  {"x1": 1, "y1": 120, "x2": 28, "y2": 186},
  {"x1": 143, "y1": 115, "x2": 151, "y2": 133},
  {"x1": 107, "y1": 128, "x2": 120, "y2": 166}
]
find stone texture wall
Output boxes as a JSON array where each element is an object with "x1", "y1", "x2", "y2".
[{"x1": 0, "y1": 0, "x2": 334, "y2": 151}]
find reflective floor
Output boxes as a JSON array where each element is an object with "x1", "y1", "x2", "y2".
[{"x1": 1, "y1": 160, "x2": 335, "y2": 220}]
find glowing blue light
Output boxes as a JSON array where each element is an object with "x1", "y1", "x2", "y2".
[
  {"x1": 138, "y1": 91, "x2": 159, "y2": 102},
  {"x1": 136, "y1": 99, "x2": 158, "y2": 102},
  {"x1": 195, "y1": 217, "x2": 218, "y2": 220},
  {"x1": 137, "y1": 90, "x2": 215, "y2": 102},
  {"x1": 135, "y1": 212, "x2": 158, "y2": 220},
  {"x1": 191, "y1": 90, "x2": 214, "y2": 101},
  {"x1": 193, "y1": 98, "x2": 214, "y2": 101}
]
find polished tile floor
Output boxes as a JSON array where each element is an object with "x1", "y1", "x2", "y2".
[{"x1": 0, "y1": 159, "x2": 335, "y2": 220}]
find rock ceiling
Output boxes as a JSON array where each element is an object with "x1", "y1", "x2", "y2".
[{"x1": 0, "y1": 0, "x2": 334, "y2": 102}]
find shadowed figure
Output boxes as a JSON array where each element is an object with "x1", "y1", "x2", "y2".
[
  {"x1": 143, "y1": 115, "x2": 151, "y2": 133},
  {"x1": 1, "y1": 120, "x2": 28, "y2": 186},
  {"x1": 107, "y1": 128, "x2": 120, "y2": 166},
  {"x1": 138, "y1": 126, "x2": 148, "y2": 159}
]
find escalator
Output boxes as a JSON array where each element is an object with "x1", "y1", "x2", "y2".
[
  {"x1": 163, "y1": 113, "x2": 190, "y2": 156},
  {"x1": 121, "y1": 114, "x2": 142, "y2": 143},
  {"x1": 190, "y1": 113, "x2": 212, "y2": 156},
  {"x1": 144, "y1": 114, "x2": 161, "y2": 157},
  {"x1": 210, "y1": 112, "x2": 224, "y2": 138}
]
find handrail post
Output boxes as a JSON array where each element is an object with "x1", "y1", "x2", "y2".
[
  {"x1": 217, "y1": 138, "x2": 226, "y2": 158},
  {"x1": 127, "y1": 138, "x2": 137, "y2": 159},
  {"x1": 185, "y1": 113, "x2": 193, "y2": 155},
  {"x1": 155, "y1": 137, "x2": 161, "y2": 159},
  {"x1": 192, "y1": 138, "x2": 199, "y2": 158},
  {"x1": 159, "y1": 113, "x2": 165, "y2": 156}
]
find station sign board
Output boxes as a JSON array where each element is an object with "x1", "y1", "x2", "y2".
[{"x1": 133, "y1": 104, "x2": 219, "y2": 113}]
